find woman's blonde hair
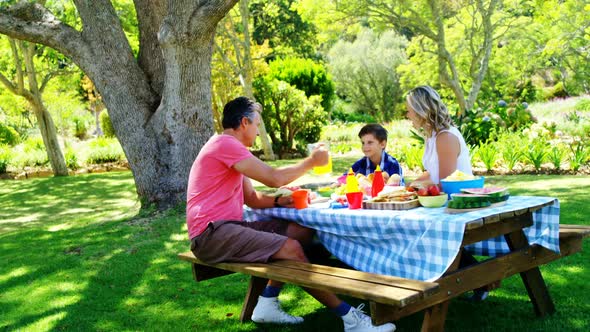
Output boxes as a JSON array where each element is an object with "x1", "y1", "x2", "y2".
[{"x1": 406, "y1": 86, "x2": 454, "y2": 134}]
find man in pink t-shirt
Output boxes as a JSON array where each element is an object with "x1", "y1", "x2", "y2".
[{"x1": 185, "y1": 97, "x2": 395, "y2": 332}]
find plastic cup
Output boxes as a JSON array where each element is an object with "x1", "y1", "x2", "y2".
[
  {"x1": 307, "y1": 142, "x2": 332, "y2": 175},
  {"x1": 346, "y1": 192, "x2": 363, "y2": 210},
  {"x1": 292, "y1": 189, "x2": 309, "y2": 209}
]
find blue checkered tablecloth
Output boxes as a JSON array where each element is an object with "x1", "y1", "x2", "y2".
[{"x1": 244, "y1": 196, "x2": 560, "y2": 282}]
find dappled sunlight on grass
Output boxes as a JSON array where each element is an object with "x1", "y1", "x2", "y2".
[{"x1": 1, "y1": 172, "x2": 589, "y2": 331}]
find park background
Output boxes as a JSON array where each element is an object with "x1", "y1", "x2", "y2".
[{"x1": 1, "y1": 1, "x2": 589, "y2": 331}]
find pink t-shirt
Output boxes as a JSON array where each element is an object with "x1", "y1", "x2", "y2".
[{"x1": 186, "y1": 134, "x2": 254, "y2": 239}]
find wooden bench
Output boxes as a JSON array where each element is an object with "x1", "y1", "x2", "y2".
[
  {"x1": 178, "y1": 252, "x2": 439, "y2": 323},
  {"x1": 178, "y1": 224, "x2": 590, "y2": 330}
]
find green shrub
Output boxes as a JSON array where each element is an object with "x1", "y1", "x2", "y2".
[
  {"x1": 100, "y1": 111, "x2": 116, "y2": 138},
  {"x1": 569, "y1": 142, "x2": 589, "y2": 172},
  {"x1": 65, "y1": 146, "x2": 79, "y2": 170},
  {"x1": 265, "y1": 57, "x2": 335, "y2": 112},
  {"x1": 477, "y1": 141, "x2": 498, "y2": 172},
  {"x1": 547, "y1": 144, "x2": 567, "y2": 171},
  {"x1": 11, "y1": 136, "x2": 49, "y2": 167},
  {"x1": 575, "y1": 98, "x2": 590, "y2": 112},
  {"x1": 86, "y1": 137, "x2": 125, "y2": 164},
  {"x1": 498, "y1": 132, "x2": 523, "y2": 172},
  {"x1": 400, "y1": 144, "x2": 424, "y2": 172},
  {"x1": 0, "y1": 145, "x2": 11, "y2": 173},
  {"x1": 0, "y1": 123, "x2": 20, "y2": 146},
  {"x1": 72, "y1": 116, "x2": 88, "y2": 139},
  {"x1": 524, "y1": 140, "x2": 548, "y2": 172}
]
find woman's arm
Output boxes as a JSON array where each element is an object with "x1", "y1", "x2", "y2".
[{"x1": 436, "y1": 131, "x2": 461, "y2": 182}]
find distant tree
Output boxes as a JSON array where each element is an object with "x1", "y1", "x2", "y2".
[
  {"x1": 212, "y1": 0, "x2": 275, "y2": 159},
  {"x1": 250, "y1": 0, "x2": 318, "y2": 60},
  {"x1": 80, "y1": 75, "x2": 105, "y2": 136},
  {"x1": 253, "y1": 78, "x2": 326, "y2": 157},
  {"x1": 0, "y1": 36, "x2": 67, "y2": 175},
  {"x1": 264, "y1": 57, "x2": 334, "y2": 113},
  {"x1": 328, "y1": 29, "x2": 407, "y2": 121}
]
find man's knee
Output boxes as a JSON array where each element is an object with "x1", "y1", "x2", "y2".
[
  {"x1": 286, "y1": 223, "x2": 315, "y2": 245},
  {"x1": 272, "y1": 238, "x2": 308, "y2": 262}
]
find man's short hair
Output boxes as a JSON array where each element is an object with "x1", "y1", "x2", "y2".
[
  {"x1": 358, "y1": 123, "x2": 388, "y2": 142},
  {"x1": 222, "y1": 97, "x2": 262, "y2": 130}
]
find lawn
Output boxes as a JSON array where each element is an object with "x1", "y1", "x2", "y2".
[{"x1": 1, "y1": 168, "x2": 589, "y2": 331}]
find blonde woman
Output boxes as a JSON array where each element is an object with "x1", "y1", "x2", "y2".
[
  {"x1": 405, "y1": 85, "x2": 491, "y2": 301},
  {"x1": 405, "y1": 85, "x2": 472, "y2": 186}
]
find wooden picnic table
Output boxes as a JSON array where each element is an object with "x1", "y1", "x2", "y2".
[
  {"x1": 180, "y1": 197, "x2": 590, "y2": 331},
  {"x1": 242, "y1": 196, "x2": 588, "y2": 331}
]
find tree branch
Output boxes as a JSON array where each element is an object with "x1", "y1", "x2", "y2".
[{"x1": 0, "y1": 2, "x2": 87, "y2": 61}]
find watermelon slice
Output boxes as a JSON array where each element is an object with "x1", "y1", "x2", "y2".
[
  {"x1": 450, "y1": 193, "x2": 491, "y2": 204},
  {"x1": 460, "y1": 187, "x2": 509, "y2": 198}
]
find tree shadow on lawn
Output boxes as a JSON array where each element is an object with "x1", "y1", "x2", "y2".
[
  {"x1": 0, "y1": 172, "x2": 137, "y2": 234},
  {"x1": 0, "y1": 210, "x2": 169, "y2": 330}
]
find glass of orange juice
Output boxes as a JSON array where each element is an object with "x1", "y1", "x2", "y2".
[{"x1": 307, "y1": 142, "x2": 332, "y2": 175}]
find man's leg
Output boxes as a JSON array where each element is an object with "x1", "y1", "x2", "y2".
[{"x1": 266, "y1": 238, "x2": 396, "y2": 332}]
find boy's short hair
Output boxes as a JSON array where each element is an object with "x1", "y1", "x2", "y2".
[
  {"x1": 222, "y1": 96, "x2": 262, "y2": 130},
  {"x1": 358, "y1": 123, "x2": 388, "y2": 142}
]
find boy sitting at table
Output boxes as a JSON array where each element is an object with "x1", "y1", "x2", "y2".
[{"x1": 342, "y1": 124, "x2": 404, "y2": 187}]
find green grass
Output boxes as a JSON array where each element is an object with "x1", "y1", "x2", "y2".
[{"x1": 1, "y1": 170, "x2": 589, "y2": 331}]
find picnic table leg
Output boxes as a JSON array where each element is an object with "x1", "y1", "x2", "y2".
[
  {"x1": 420, "y1": 249, "x2": 463, "y2": 332},
  {"x1": 504, "y1": 214, "x2": 556, "y2": 317},
  {"x1": 240, "y1": 276, "x2": 268, "y2": 322}
]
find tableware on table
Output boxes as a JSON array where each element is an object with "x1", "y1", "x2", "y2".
[
  {"x1": 292, "y1": 189, "x2": 309, "y2": 209},
  {"x1": 418, "y1": 193, "x2": 448, "y2": 208},
  {"x1": 362, "y1": 199, "x2": 420, "y2": 210},
  {"x1": 346, "y1": 192, "x2": 363, "y2": 210},
  {"x1": 440, "y1": 176, "x2": 485, "y2": 198}
]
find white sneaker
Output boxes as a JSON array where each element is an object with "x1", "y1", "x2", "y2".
[
  {"x1": 342, "y1": 304, "x2": 396, "y2": 332},
  {"x1": 251, "y1": 296, "x2": 304, "y2": 324}
]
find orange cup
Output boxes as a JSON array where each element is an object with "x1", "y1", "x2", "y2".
[
  {"x1": 346, "y1": 192, "x2": 363, "y2": 210},
  {"x1": 292, "y1": 189, "x2": 309, "y2": 209}
]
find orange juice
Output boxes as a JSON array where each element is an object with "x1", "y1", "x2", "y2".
[
  {"x1": 313, "y1": 155, "x2": 332, "y2": 175},
  {"x1": 308, "y1": 142, "x2": 332, "y2": 175}
]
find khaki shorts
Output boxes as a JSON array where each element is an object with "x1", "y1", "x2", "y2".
[{"x1": 190, "y1": 220, "x2": 289, "y2": 264}]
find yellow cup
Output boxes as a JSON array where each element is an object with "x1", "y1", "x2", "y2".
[{"x1": 308, "y1": 142, "x2": 332, "y2": 175}]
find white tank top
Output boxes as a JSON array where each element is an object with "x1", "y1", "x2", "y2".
[{"x1": 422, "y1": 126, "x2": 472, "y2": 184}]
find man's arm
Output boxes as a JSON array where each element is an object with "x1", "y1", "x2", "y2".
[
  {"x1": 242, "y1": 177, "x2": 293, "y2": 208},
  {"x1": 234, "y1": 147, "x2": 328, "y2": 188}
]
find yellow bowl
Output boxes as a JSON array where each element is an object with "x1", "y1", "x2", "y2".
[{"x1": 418, "y1": 193, "x2": 448, "y2": 208}]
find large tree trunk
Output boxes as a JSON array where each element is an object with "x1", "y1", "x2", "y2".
[{"x1": 0, "y1": 0, "x2": 239, "y2": 209}]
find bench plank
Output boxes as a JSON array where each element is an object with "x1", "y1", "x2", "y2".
[{"x1": 179, "y1": 252, "x2": 438, "y2": 308}]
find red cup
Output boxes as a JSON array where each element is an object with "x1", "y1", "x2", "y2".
[
  {"x1": 292, "y1": 189, "x2": 309, "y2": 209},
  {"x1": 346, "y1": 192, "x2": 363, "y2": 210}
]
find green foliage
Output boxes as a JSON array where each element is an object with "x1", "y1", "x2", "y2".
[
  {"x1": 71, "y1": 116, "x2": 88, "y2": 139},
  {"x1": 456, "y1": 100, "x2": 536, "y2": 146},
  {"x1": 65, "y1": 146, "x2": 79, "y2": 170},
  {"x1": 100, "y1": 110, "x2": 116, "y2": 138},
  {"x1": 253, "y1": 78, "x2": 327, "y2": 156},
  {"x1": 477, "y1": 142, "x2": 498, "y2": 172},
  {"x1": 524, "y1": 140, "x2": 548, "y2": 172},
  {"x1": 400, "y1": 144, "x2": 424, "y2": 172},
  {"x1": 498, "y1": 132, "x2": 524, "y2": 172},
  {"x1": 547, "y1": 144, "x2": 567, "y2": 171},
  {"x1": 575, "y1": 98, "x2": 590, "y2": 112},
  {"x1": 265, "y1": 57, "x2": 334, "y2": 112},
  {"x1": 327, "y1": 29, "x2": 407, "y2": 121},
  {"x1": 569, "y1": 142, "x2": 589, "y2": 173},
  {"x1": 250, "y1": 0, "x2": 318, "y2": 59},
  {"x1": 0, "y1": 122, "x2": 20, "y2": 146},
  {"x1": 0, "y1": 144, "x2": 11, "y2": 173},
  {"x1": 12, "y1": 136, "x2": 49, "y2": 167},
  {"x1": 85, "y1": 137, "x2": 125, "y2": 164}
]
